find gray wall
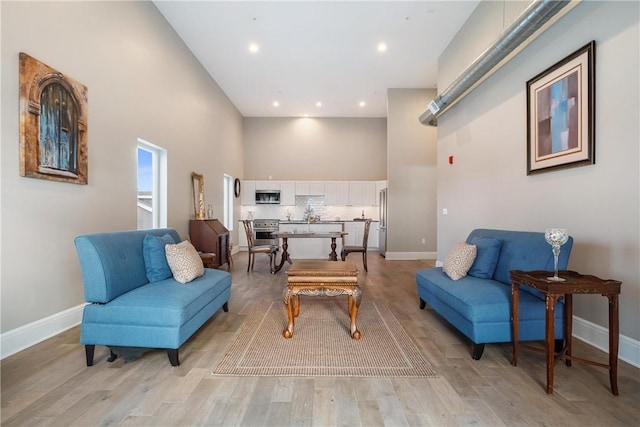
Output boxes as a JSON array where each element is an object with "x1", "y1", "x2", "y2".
[
  {"x1": 1, "y1": 1, "x2": 244, "y2": 333},
  {"x1": 243, "y1": 117, "x2": 386, "y2": 180},
  {"x1": 387, "y1": 89, "x2": 438, "y2": 258},
  {"x1": 437, "y1": 1, "x2": 639, "y2": 342}
]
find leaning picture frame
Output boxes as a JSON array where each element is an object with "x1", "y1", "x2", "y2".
[
  {"x1": 191, "y1": 172, "x2": 206, "y2": 220},
  {"x1": 526, "y1": 41, "x2": 595, "y2": 175}
]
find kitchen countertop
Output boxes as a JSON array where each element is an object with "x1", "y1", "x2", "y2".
[{"x1": 279, "y1": 219, "x2": 378, "y2": 224}]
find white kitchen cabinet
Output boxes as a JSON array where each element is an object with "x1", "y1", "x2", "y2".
[
  {"x1": 280, "y1": 181, "x2": 296, "y2": 205},
  {"x1": 242, "y1": 180, "x2": 256, "y2": 205},
  {"x1": 343, "y1": 221, "x2": 379, "y2": 249},
  {"x1": 342, "y1": 222, "x2": 361, "y2": 246},
  {"x1": 349, "y1": 181, "x2": 376, "y2": 205},
  {"x1": 295, "y1": 181, "x2": 310, "y2": 195},
  {"x1": 324, "y1": 181, "x2": 349, "y2": 205},
  {"x1": 295, "y1": 181, "x2": 325, "y2": 195},
  {"x1": 310, "y1": 181, "x2": 325, "y2": 195},
  {"x1": 278, "y1": 223, "x2": 343, "y2": 259},
  {"x1": 361, "y1": 181, "x2": 377, "y2": 205},
  {"x1": 237, "y1": 220, "x2": 249, "y2": 248},
  {"x1": 368, "y1": 223, "x2": 379, "y2": 249},
  {"x1": 255, "y1": 180, "x2": 280, "y2": 190}
]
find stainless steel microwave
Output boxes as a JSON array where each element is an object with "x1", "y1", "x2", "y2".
[{"x1": 255, "y1": 190, "x2": 281, "y2": 204}]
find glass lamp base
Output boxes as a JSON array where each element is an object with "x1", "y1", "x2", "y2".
[{"x1": 547, "y1": 276, "x2": 566, "y2": 282}]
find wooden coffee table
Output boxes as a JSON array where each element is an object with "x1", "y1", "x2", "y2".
[{"x1": 283, "y1": 260, "x2": 360, "y2": 339}]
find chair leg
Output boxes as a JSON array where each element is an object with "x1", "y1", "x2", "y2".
[
  {"x1": 363, "y1": 252, "x2": 368, "y2": 272},
  {"x1": 341, "y1": 250, "x2": 346, "y2": 261},
  {"x1": 247, "y1": 253, "x2": 251, "y2": 272}
]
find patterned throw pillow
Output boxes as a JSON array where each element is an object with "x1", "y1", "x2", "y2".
[
  {"x1": 165, "y1": 240, "x2": 205, "y2": 284},
  {"x1": 442, "y1": 242, "x2": 477, "y2": 281}
]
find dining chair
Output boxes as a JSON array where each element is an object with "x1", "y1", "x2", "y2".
[
  {"x1": 242, "y1": 220, "x2": 278, "y2": 272},
  {"x1": 341, "y1": 219, "x2": 372, "y2": 272}
]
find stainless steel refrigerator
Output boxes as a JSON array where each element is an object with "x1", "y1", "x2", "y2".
[{"x1": 378, "y1": 188, "x2": 387, "y2": 257}]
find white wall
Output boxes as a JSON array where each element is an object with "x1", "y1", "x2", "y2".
[
  {"x1": 243, "y1": 117, "x2": 386, "y2": 180},
  {"x1": 437, "y1": 1, "x2": 639, "y2": 346},
  {"x1": 1, "y1": 2, "x2": 244, "y2": 340}
]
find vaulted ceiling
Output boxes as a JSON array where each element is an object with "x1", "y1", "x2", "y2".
[{"x1": 154, "y1": 1, "x2": 479, "y2": 118}]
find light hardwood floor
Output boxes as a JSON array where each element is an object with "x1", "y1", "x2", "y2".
[{"x1": 2, "y1": 252, "x2": 639, "y2": 426}]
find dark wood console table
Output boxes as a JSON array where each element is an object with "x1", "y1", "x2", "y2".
[
  {"x1": 189, "y1": 219, "x2": 230, "y2": 269},
  {"x1": 510, "y1": 270, "x2": 622, "y2": 395}
]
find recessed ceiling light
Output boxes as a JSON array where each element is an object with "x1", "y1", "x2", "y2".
[
  {"x1": 316, "y1": 101, "x2": 322, "y2": 107},
  {"x1": 359, "y1": 101, "x2": 366, "y2": 107},
  {"x1": 273, "y1": 101, "x2": 279, "y2": 107},
  {"x1": 377, "y1": 42, "x2": 387, "y2": 52},
  {"x1": 249, "y1": 43, "x2": 259, "y2": 53}
]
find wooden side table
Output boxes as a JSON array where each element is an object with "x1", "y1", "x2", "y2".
[{"x1": 510, "y1": 270, "x2": 622, "y2": 395}]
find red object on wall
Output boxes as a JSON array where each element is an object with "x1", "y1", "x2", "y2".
[{"x1": 448, "y1": 155, "x2": 454, "y2": 164}]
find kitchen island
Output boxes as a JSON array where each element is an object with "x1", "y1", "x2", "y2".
[
  {"x1": 277, "y1": 222, "x2": 344, "y2": 260},
  {"x1": 237, "y1": 220, "x2": 379, "y2": 252},
  {"x1": 271, "y1": 230, "x2": 348, "y2": 273}
]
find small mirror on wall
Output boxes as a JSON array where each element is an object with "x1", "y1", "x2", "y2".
[{"x1": 192, "y1": 172, "x2": 205, "y2": 219}]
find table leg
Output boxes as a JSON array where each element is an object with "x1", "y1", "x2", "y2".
[
  {"x1": 273, "y1": 237, "x2": 291, "y2": 273},
  {"x1": 609, "y1": 294, "x2": 620, "y2": 395},
  {"x1": 293, "y1": 294, "x2": 300, "y2": 318},
  {"x1": 545, "y1": 294, "x2": 556, "y2": 394},
  {"x1": 348, "y1": 288, "x2": 362, "y2": 340},
  {"x1": 511, "y1": 283, "x2": 520, "y2": 366},
  {"x1": 565, "y1": 294, "x2": 573, "y2": 367},
  {"x1": 329, "y1": 237, "x2": 338, "y2": 261},
  {"x1": 283, "y1": 288, "x2": 295, "y2": 338}
]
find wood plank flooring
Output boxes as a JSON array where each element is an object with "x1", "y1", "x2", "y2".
[{"x1": 2, "y1": 252, "x2": 639, "y2": 426}]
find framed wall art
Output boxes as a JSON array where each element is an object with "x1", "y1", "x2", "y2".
[
  {"x1": 526, "y1": 41, "x2": 595, "y2": 175},
  {"x1": 19, "y1": 53, "x2": 88, "y2": 184}
]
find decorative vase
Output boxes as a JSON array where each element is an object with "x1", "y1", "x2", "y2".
[{"x1": 545, "y1": 228, "x2": 569, "y2": 281}]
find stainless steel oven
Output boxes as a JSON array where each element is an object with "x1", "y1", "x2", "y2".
[{"x1": 252, "y1": 219, "x2": 279, "y2": 246}]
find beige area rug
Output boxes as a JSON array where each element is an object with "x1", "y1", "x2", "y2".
[{"x1": 212, "y1": 298, "x2": 437, "y2": 377}]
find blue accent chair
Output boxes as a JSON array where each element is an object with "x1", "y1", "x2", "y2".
[
  {"x1": 416, "y1": 229, "x2": 573, "y2": 360},
  {"x1": 74, "y1": 228, "x2": 232, "y2": 366}
]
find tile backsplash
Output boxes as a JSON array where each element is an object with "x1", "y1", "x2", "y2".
[{"x1": 241, "y1": 196, "x2": 377, "y2": 221}]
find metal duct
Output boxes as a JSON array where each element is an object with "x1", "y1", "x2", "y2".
[{"x1": 419, "y1": 0, "x2": 581, "y2": 126}]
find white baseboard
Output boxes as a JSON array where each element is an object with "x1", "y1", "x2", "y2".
[
  {"x1": 573, "y1": 315, "x2": 639, "y2": 368},
  {"x1": 384, "y1": 251, "x2": 437, "y2": 260},
  {"x1": 2, "y1": 303, "x2": 638, "y2": 370},
  {"x1": 0, "y1": 304, "x2": 84, "y2": 359}
]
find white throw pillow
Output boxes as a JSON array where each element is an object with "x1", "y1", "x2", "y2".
[
  {"x1": 442, "y1": 242, "x2": 477, "y2": 281},
  {"x1": 165, "y1": 240, "x2": 205, "y2": 284}
]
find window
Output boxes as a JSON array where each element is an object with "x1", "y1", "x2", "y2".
[
  {"x1": 223, "y1": 174, "x2": 233, "y2": 231},
  {"x1": 137, "y1": 139, "x2": 167, "y2": 230}
]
